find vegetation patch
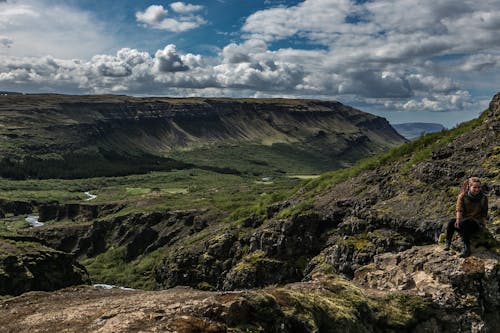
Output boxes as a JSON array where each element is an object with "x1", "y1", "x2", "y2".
[
  {"x1": 369, "y1": 293, "x2": 430, "y2": 328},
  {"x1": 81, "y1": 246, "x2": 165, "y2": 290}
]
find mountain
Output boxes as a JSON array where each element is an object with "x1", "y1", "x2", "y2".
[
  {"x1": 0, "y1": 94, "x2": 405, "y2": 179},
  {"x1": 0, "y1": 93, "x2": 498, "y2": 332},
  {"x1": 392, "y1": 122, "x2": 446, "y2": 140}
]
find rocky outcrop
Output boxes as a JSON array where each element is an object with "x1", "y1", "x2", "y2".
[
  {"x1": 0, "y1": 238, "x2": 89, "y2": 296},
  {"x1": 37, "y1": 202, "x2": 124, "y2": 222},
  {"x1": 354, "y1": 244, "x2": 500, "y2": 332},
  {"x1": 155, "y1": 212, "x2": 338, "y2": 290},
  {"x1": 0, "y1": 199, "x2": 33, "y2": 216},
  {"x1": 24, "y1": 209, "x2": 212, "y2": 261},
  {"x1": 0, "y1": 274, "x2": 438, "y2": 333}
]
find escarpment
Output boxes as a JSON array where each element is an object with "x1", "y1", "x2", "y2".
[{"x1": 0, "y1": 94, "x2": 405, "y2": 179}]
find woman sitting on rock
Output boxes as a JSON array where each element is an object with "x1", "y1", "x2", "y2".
[{"x1": 444, "y1": 177, "x2": 488, "y2": 257}]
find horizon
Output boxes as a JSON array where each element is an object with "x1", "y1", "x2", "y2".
[{"x1": 1, "y1": 0, "x2": 498, "y2": 128}]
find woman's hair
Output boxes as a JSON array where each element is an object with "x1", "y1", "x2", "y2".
[{"x1": 460, "y1": 176, "x2": 481, "y2": 194}]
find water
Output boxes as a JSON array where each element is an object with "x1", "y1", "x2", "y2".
[
  {"x1": 25, "y1": 215, "x2": 44, "y2": 227},
  {"x1": 84, "y1": 191, "x2": 97, "y2": 201},
  {"x1": 93, "y1": 284, "x2": 135, "y2": 291}
]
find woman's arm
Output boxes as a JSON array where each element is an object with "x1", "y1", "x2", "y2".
[{"x1": 455, "y1": 193, "x2": 464, "y2": 227}]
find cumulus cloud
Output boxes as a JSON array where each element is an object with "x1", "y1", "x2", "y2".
[
  {"x1": 154, "y1": 45, "x2": 190, "y2": 72},
  {"x1": 170, "y1": 2, "x2": 203, "y2": 14},
  {"x1": 136, "y1": 3, "x2": 206, "y2": 32},
  {"x1": 221, "y1": 39, "x2": 268, "y2": 64},
  {"x1": 236, "y1": 0, "x2": 500, "y2": 111},
  {"x1": 136, "y1": 5, "x2": 168, "y2": 25},
  {"x1": 1, "y1": 0, "x2": 499, "y2": 116},
  {"x1": 401, "y1": 91, "x2": 473, "y2": 112}
]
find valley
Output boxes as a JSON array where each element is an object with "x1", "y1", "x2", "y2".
[{"x1": 0, "y1": 92, "x2": 499, "y2": 332}]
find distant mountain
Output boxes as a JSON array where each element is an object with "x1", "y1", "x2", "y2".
[
  {"x1": 0, "y1": 94, "x2": 405, "y2": 179},
  {"x1": 392, "y1": 122, "x2": 445, "y2": 139}
]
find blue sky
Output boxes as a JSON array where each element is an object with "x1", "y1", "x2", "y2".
[{"x1": 1, "y1": 0, "x2": 499, "y2": 127}]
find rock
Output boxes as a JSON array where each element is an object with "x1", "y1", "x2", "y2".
[
  {"x1": 0, "y1": 199, "x2": 33, "y2": 216},
  {"x1": 37, "y1": 202, "x2": 124, "y2": 222},
  {"x1": 354, "y1": 244, "x2": 500, "y2": 332},
  {"x1": 0, "y1": 275, "x2": 434, "y2": 333},
  {"x1": 0, "y1": 238, "x2": 90, "y2": 296}
]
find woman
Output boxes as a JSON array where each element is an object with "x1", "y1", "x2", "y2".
[{"x1": 444, "y1": 177, "x2": 488, "y2": 257}]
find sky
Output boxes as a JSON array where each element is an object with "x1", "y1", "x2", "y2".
[{"x1": 0, "y1": 0, "x2": 499, "y2": 127}]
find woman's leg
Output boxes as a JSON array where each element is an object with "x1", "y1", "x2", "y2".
[
  {"x1": 458, "y1": 218, "x2": 479, "y2": 257},
  {"x1": 444, "y1": 218, "x2": 457, "y2": 250}
]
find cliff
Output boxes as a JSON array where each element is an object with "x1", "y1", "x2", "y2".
[
  {"x1": 0, "y1": 94, "x2": 405, "y2": 179},
  {"x1": 0, "y1": 236, "x2": 89, "y2": 296}
]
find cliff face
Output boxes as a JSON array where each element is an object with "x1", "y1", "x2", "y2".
[
  {"x1": 0, "y1": 94, "x2": 405, "y2": 179},
  {"x1": 0, "y1": 236, "x2": 89, "y2": 296}
]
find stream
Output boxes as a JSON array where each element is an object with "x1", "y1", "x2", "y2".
[
  {"x1": 93, "y1": 284, "x2": 135, "y2": 291},
  {"x1": 24, "y1": 192, "x2": 97, "y2": 227},
  {"x1": 25, "y1": 215, "x2": 44, "y2": 227},
  {"x1": 84, "y1": 191, "x2": 97, "y2": 201}
]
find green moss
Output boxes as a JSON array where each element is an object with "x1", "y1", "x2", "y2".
[
  {"x1": 347, "y1": 234, "x2": 374, "y2": 252},
  {"x1": 369, "y1": 293, "x2": 429, "y2": 327},
  {"x1": 277, "y1": 199, "x2": 314, "y2": 219},
  {"x1": 307, "y1": 252, "x2": 335, "y2": 275},
  {"x1": 233, "y1": 251, "x2": 266, "y2": 272},
  {"x1": 482, "y1": 146, "x2": 500, "y2": 176},
  {"x1": 275, "y1": 275, "x2": 373, "y2": 332},
  {"x1": 196, "y1": 281, "x2": 215, "y2": 291}
]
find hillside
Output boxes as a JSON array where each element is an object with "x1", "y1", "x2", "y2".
[
  {"x1": 0, "y1": 94, "x2": 405, "y2": 179},
  {"x1": 392, "y1": 122, "x2": 445, "y2": 140},
  {"x1": 0, "y1": 93, "x2": 498, "y2": 332}
]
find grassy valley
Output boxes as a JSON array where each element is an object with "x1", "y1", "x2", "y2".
[{"x1": 0, "y1": 94, "x2": 406, "y2": 289}]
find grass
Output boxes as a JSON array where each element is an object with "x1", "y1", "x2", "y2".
[
  {"x1": 0, "y1": 216, "x2": 30, "y2": 236},
  {"x1": 0, "y1": 167, "x2": 301, "y2": 234},
  {"x1": 299, "y1": 110, "x2": 488, "y2": 196},
  {"x1": 168, "y1": 143, "x2": 342, "y2": 176},
  {"x1": 81, "y1": 246, "x2": 165, "y2": 290}
]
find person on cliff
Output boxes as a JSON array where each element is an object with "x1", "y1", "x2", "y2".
[{"x1": 444, "y1": 177, "x2": 488, "y2": 257}]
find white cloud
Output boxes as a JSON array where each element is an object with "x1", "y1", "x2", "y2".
[
  {"x1": 136, "y1": 4, "x2": 206, "y2": 32},
  {"x1": 459, "y1": 53, "x2": 500, "y2": 72},
  {"x1": 135, "y1": 5, "x2": 168, "y2": 25},
  {"x1": 0, "y1": 0, "x2": 498, "y2": 118},
  {"x1": 221, "y1": 39, "x2": 268, "y2": 64},
  {"x1": 154, "y1": 45, "x2": 190, "y2": 73},
  {"x1": 0, "y1": 0, "x2": 113, "y2": 58},
  {"x1": 236, "y1": 0, "x2": 500, "y2": 111},
  {"x1": 170, "y1": 2, "x2": 203, "y2": 14}
]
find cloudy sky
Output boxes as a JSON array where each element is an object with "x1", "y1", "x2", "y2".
[{"x1": 1, "y1": 0, "x2": 499, "y2": 127}]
